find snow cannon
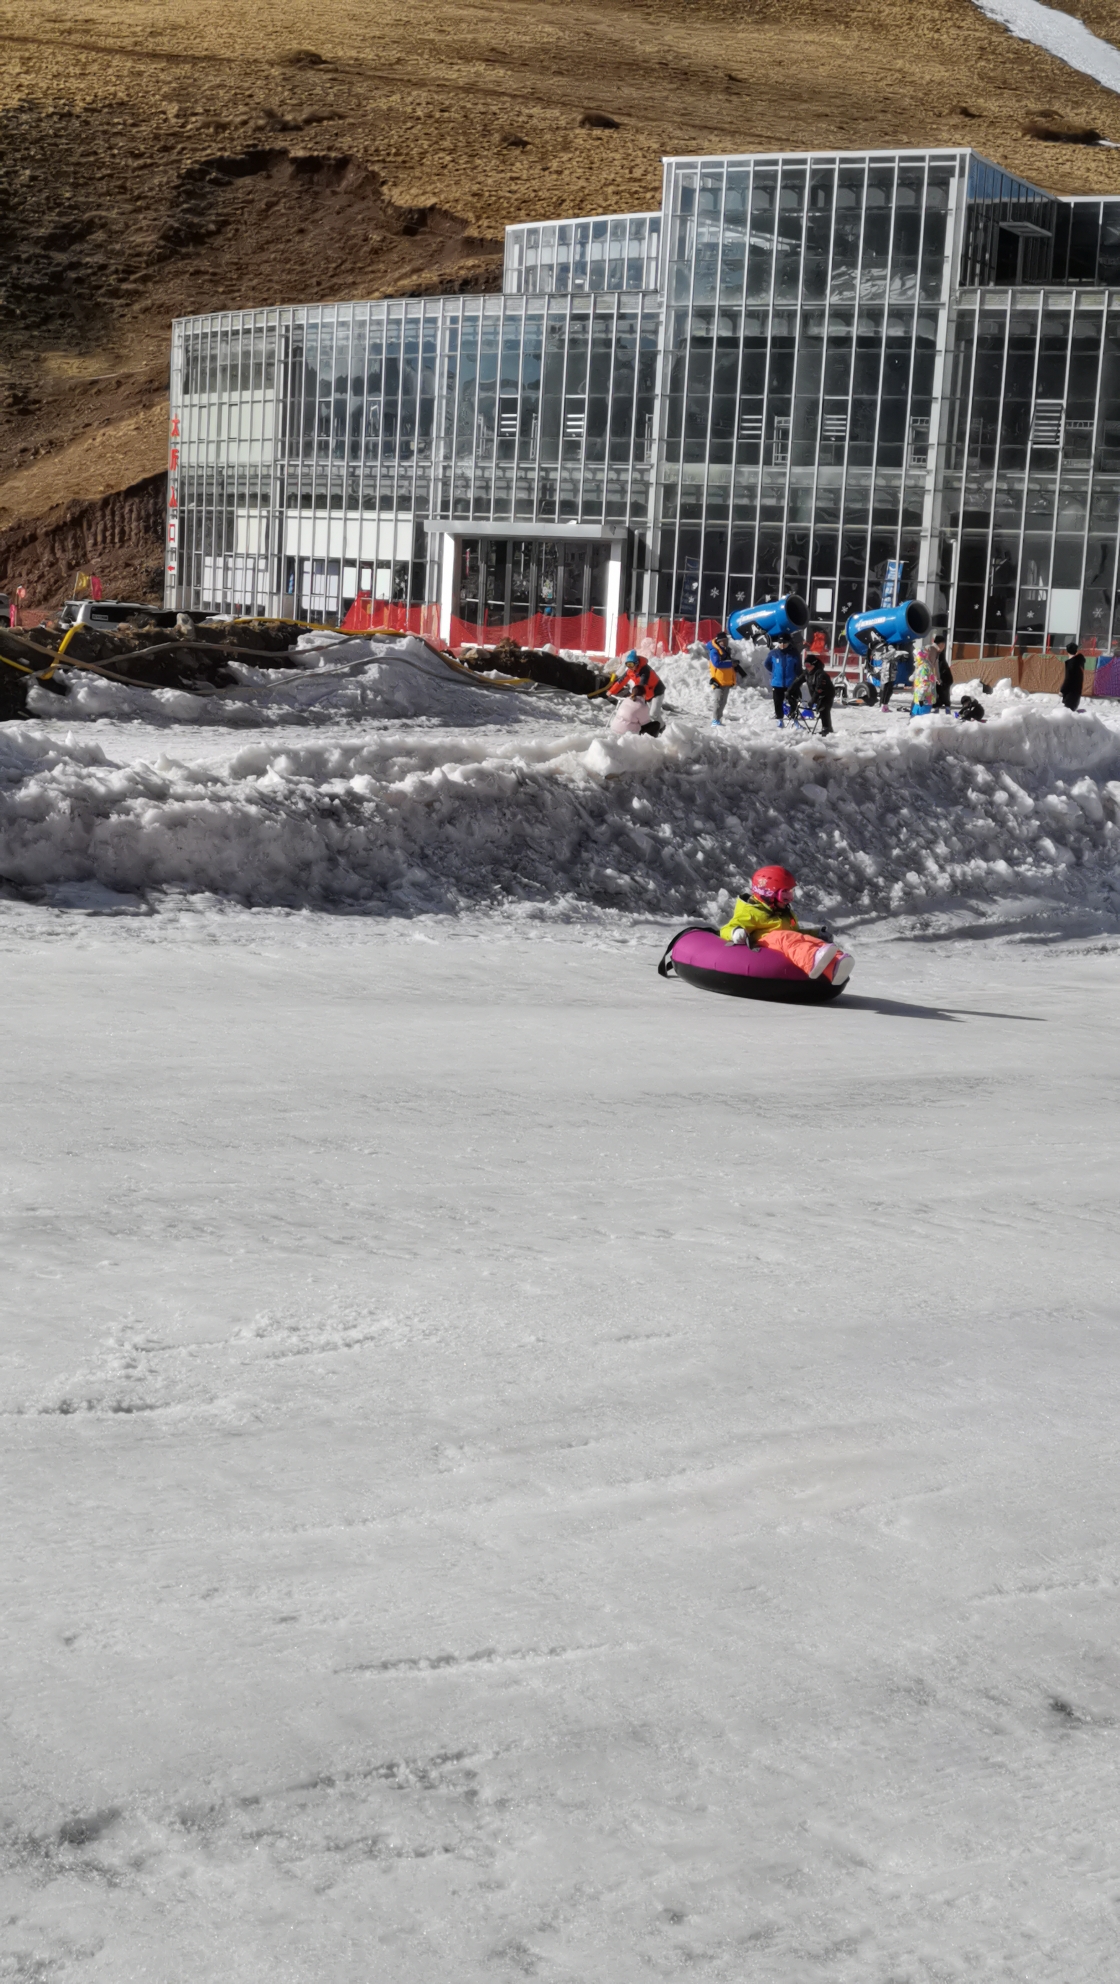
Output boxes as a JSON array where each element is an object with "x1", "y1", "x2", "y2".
[
  {"x1": 727, "y1": 593, "x2": 809, "y2": 644},
  {"x1": 845, "y1": 600, "x2": 932, "y2": 655}
]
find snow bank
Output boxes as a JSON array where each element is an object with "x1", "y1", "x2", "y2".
[
  {"x1": 4, "y1": 700, "x2": 1120, "y2": 921},
  {"x1": 26, "y1": 636, "x2": 522, "y2": 730},
  {"x1": 974, "y1": 0, "x2": 1120, "y2": 97}
]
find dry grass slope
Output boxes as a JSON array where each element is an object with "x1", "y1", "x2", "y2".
[{"x1": 3, "y1": 0, "x2": 1120, "y2": 600}]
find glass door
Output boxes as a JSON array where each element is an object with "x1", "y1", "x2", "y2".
[
  {"x1": 509, "y1": 540, "x2": 534, "y2": 626},
  {"x1": 484, "y1": 539, "x2": 510, "y2": 628},
  {"x1": 459, "y1": 539, "x2": 483, "y2": 632}
]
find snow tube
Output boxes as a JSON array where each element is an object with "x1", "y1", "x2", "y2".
[{"x1": 657, "y1": 924, "x2": 847, "y2": 1003}]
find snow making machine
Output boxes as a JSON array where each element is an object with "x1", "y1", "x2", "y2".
[
  {"x1": 726, "y1": 593, "x2": 810, "y2": 646},
  {"x1": 844, "y1": 600, "x2": 932, "y2": 704}
]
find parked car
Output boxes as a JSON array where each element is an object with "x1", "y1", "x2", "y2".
[{"x1": 57, "y1": 599, "x2": 190, "y2": 631}]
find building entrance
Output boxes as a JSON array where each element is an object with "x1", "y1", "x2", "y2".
[{"x1": 456, "y1": 537, "x2": 611, "y2": 641}]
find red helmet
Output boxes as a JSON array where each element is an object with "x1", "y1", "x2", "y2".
[{"x1": 751, "y1": 864, "x2": 796, "y2": 907}]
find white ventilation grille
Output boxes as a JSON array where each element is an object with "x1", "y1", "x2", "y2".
[{"x1": 563, "y1": 397, "x2": 586, "y2": 440}]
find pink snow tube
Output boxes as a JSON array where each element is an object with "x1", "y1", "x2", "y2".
[{"x1": 657, "y1": 925, "x2": 847, "y2": 1003}]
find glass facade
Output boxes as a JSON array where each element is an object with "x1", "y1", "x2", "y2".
[
  {"x1": 166, "y1": 147, "x2": 1120, "y2": 655},
  {"x1": 502, "y1": 212, "x2": 662, "y2": 295},
  {"x1": 941, "y1": 289, "x2": 1120, "y2": 650},
  {"x1": 654, "y1": 149, "x2": 957, "y2": 632}
]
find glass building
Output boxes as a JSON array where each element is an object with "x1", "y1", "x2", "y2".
[{"x1": 165, "y1": 149, "x2": 1120, "y2": 657}]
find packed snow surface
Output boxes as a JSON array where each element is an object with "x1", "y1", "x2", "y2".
[
  {"x1": 2, "y1": 916, "x2": 1118, "y2": 1982},
  {"x1": 3, "y1": 661, "x2": 1119, "y2": 1979},
  {"x1": 973, "y1": 0, "x2": 1120, "y2": 96}
]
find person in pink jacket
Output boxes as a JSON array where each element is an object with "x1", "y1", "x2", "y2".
[{"x1": 609, "y1": 686, "x2": 648, "y2": 736}]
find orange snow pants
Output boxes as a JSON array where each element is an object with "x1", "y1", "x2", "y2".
[{"x1": 757, "y1": 928, "x2": 839, "y2": 981}]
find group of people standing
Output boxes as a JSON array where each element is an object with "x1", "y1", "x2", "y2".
[
  {"x1": 607, "y1": 624, "x2": 1089, "y2": 738},
  {"x1": 706, "y1": 626, "x2": 957, "y2": 731},
  {"x1": 607, "y1": 629, "x2": 951, "y2": 737}
]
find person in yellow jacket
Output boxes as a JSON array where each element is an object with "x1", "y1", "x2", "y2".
[
  {"x1": 720, "y1": 865, "x2": 853, "y2": 984},
  {"x1": 705, "y1": 629, "x2": 742, "y2": 727}
]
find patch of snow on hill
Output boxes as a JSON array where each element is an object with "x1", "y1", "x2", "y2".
[{"x1": 974, "y1": 0, "x2": 1120, "y2": 97}]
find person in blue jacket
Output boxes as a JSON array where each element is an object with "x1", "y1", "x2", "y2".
[{"x1": 765, "y1": 631, "x2": 801, "y2": 726}]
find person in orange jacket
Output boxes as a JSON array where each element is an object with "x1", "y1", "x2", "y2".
[
  {"x1": 719, "y1": 865, "x2": 853, "y2": 984},
  {"x1": 607, "y1": 650, "x2": 665, "y2": 732}
]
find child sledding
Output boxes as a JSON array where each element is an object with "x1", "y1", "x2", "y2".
[
  {"x1": 657, "y1": 864, "x2": 854, "y2": 1004},
  {"x1": 719, "y1": 865, "x2": 853, "y2": 986}
]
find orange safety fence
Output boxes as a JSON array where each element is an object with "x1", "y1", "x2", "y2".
[
  {"x1": 615, "y1": 616, "x2": 725, "y2": 657},
  {"x1": 337, "y1": 598, "x2": 1120, "y2": 693},
  {"x1": 947, "y1": 653, "x2": 1120, "y2": 695},
  {"x1": 448, "y1": 612, "x2": 611, "y2": 655},
  {"x1": 340, "y1": 597, "x2": 441, "y2": 638},
  {"x1": 338, "y1": 596, "x2": 729, "y2": 659}
]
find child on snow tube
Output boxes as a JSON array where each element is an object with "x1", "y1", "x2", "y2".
[{"x1": 719, "y1": 865, "x2": 853, "y2": 985}]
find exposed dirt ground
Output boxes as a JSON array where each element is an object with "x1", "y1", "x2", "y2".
[{"x1": 4, "y1": 0, "x2": 1120, "y2": 604}]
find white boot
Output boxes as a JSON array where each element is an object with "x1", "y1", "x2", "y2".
[
  {"x1": 830, "y1": 952, "x2": 854, "y2": 986},
  {"x1": 807, "y1": 941, "x2": 840, "y2": 981}
]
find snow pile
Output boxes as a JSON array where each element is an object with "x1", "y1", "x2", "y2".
[
  {"x1": 4, "y1": 699, "x2": 1120, "y2": 920},
  {"x1": 26, "y1": 636, "x2": 522, "y2": 730}
]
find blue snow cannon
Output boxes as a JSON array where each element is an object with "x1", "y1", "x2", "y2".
[
  {"x1": 727, "y1": 593, "x2": 809, "y2": 643},
  {"x1": 845, "y1": 600, "x2": 932, "y2": 654}
]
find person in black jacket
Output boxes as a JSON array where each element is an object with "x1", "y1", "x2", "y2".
[
  {"x1": 932, "y1": 631, "x2": 953, "y2": 711},
  {"x1": 1061, "y1": 639, "x2": 1085, "y2": 711},
  {"x1": 791, "y1": 651, "x2": 836, "y2": 734}
]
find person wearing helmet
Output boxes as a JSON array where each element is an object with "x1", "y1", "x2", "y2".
[
  {"x1": 765, "y1": 632, "x2": 801, "y2": 726},
  {"x1": 719, "y1": 865, "x2": 853, "y2": 985},
  {"x1": 705, "y1": 628, "x2": 742, "y2": 728},
  {"x1": 607, "y1": 649, "x2": 665, "y2": 732}
]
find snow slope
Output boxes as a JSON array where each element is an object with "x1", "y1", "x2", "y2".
[
  {"x1": 2, "y1": 918, "x2": 1119, "y2": 1983},
  {"x1": 4, "y1": 690, "x2": 1120, "y2": 929},
  {"x1": 3, "y1": 670, "x2": 1120, "y2": 1979}
]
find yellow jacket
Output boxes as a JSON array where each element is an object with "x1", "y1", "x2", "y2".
[{"x1": 719, "y1": 896, "x2": 799, "y2": 943}]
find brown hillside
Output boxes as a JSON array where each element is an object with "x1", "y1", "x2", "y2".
[{"x1": 4, "y1": 0, "x2": 1120, "y2": 604}]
